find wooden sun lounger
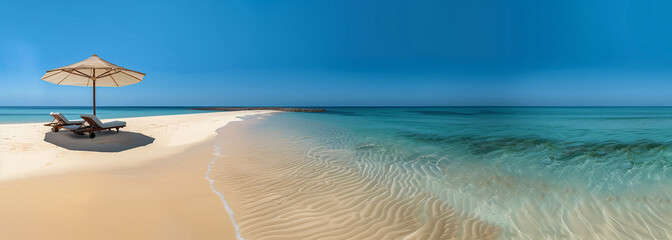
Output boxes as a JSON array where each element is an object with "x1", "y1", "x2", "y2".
[
  {"x1": 44, "y1": 112, "x2": 84, "y2": 132},
  {"x1": 63, "y1": 114, "x2": 126, "y2": 138}
]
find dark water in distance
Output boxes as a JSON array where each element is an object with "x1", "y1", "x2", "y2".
[{"x1": 0, "y1": 106, "x2": 211, "y2": 123}]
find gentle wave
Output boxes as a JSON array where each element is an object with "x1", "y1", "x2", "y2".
[{"x1": 206, "y1": 145, "x2": 244, "y2": 240}]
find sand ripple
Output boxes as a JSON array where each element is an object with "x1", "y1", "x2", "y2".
[
  {"x1": 208, "y1": 121, "x2": 499, "y2": 239},
  {"x1": 208, "y1": 116, "x2": 672, "y2": 239}
]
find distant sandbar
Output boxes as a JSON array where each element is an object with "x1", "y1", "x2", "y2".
[{"x1": 192, "y1": 107, "x2": 326, "y2": 112}]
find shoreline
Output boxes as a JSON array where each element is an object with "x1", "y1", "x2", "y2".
[{"x1": 0, "y1": 109, "x2": 498, "y2": 239}]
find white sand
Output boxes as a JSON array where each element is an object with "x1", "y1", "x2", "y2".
[
  {"x1": 0, "y1": 110, "x2": 275, "y2": 181},
  {"x1": 0, "y1": 110, "x2": 276, "y2": 240}
]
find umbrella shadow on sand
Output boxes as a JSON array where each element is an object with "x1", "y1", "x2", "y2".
[{"x1": 44, "y1": 131, "x2": 154, "y2": 152}]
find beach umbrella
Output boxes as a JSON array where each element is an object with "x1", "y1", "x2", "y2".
[{"x1": 41, "y1": 54, "x2": 146, "y2": 115}]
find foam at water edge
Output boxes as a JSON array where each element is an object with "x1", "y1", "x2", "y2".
[{"x1": 206, "y1": 145, "x2": 244, "y2": 240}]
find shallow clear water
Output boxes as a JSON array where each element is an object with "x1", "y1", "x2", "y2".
[
  {"x1": 280, "y1": 107, "x2": 672, "y2": 190},
  {"x1": 221, "y1": 107, "x2": 672, "y2": 239},
  {"x1": 0, "y1": 106, "x2": 210, "y2": 123}
]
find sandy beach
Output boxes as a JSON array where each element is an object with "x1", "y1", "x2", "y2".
[
  {"x1": 0, "y1": 111, "x2": 275, "y2": 240},
  {"x1": 0, "y1": 110, "x2": 500, "y2": 240}
]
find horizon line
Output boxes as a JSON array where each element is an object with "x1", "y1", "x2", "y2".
[{"x1": 4, "y1": 105, "x2": 672, "y2": 108}]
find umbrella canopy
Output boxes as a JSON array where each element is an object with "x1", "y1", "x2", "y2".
[{"x1": 41, "y1": 54, "x2": 145, "y2": 115}]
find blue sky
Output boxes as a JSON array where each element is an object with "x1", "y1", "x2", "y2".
[{"x1": 2, "y1": 0, "x2": 672, "y2": 106}]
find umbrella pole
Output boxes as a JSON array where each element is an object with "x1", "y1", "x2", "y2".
[
  {"x1": 92, "y1": 68, "x2": 96, "y2": 115},
  {"x1": 93, "y1": 80, "x2": 96, "y2": 115}
]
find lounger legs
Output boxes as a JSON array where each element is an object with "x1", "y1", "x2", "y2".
[
  {"x1": 51, "y1": 126, "x2": 59, "y2": 132},
  {"x1": 116, "y1": 128, "x2": 119, "y2": 133}
]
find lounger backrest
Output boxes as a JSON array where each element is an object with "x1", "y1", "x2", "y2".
[
  {"x1": 50, "y1": 112, "x2": 69, "y2": 124},
  {"x1": 81, "y1": 114, "x2": 105, "y2": 128}
]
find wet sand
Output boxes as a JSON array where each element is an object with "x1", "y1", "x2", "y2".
[{"x1": 207, "y1": 117, "x2": 499, "y2": 239}]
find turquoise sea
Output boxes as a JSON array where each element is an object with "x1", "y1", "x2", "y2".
[
  {"x1": 209, "y1": 107, "x2": 672, "y2": 239},
  {"x1": 275, "y1": 107, "x2": 672, "y2": 192},
  {"x1": 4, "y1": 106, "x2": 672, "y2": 238}
]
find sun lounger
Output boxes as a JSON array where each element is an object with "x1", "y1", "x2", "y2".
[
  {"x1": 44, "y1": 112, "x2": 84, "y2": 132},
  {"x1": 63, "y1": 114, "x2": 126, "y2": 138}
]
